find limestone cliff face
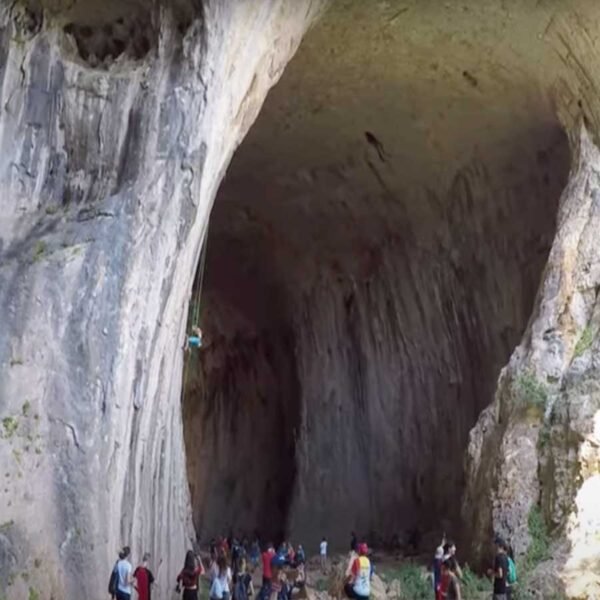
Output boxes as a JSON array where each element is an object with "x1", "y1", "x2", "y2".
[
  {"x1": 0, "y1": 1, "x2": 323, "y2": 598},
  {"x1": 463, "y1": 126, "x2": 600, "y2": 598}
]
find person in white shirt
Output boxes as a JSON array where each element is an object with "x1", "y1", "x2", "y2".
[
  {"x1": 209, "y1": 556, "x2": 232, "y2": 600},
  {"x1": 320, "y1": 537, "x2": 328, "y2": 570},
  {"x1": 116, "y1": 546, "x2": 134, "y2": 600}
]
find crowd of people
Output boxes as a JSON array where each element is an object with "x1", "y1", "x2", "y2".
[
  {"x1": 431, "y1": 535, "x2": 517, "y2": 600},
  {"x1": 108, "y1": 530, "x2": 517, "y2": 600},
  {"x1": 108, "y1": 534, "x2": 311, "y2": 600}
]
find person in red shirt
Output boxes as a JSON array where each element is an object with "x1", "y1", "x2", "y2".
[
  {"x1": 261, "y1": 543, "x2": 276, "y2": 586},
  {"x1": 133, "y1": 553, "x2": 155, "y2": 600},
  {"x1": 176, "y1": 550, "x2": 206, "y2": 600}
]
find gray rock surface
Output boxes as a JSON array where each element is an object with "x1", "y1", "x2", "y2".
[
  {"x1": 464, "y1": 125, "x2": 600, "y2": 598},
  {"x1": 0, "y1": 1, "x2": 323, "y2": 598}
]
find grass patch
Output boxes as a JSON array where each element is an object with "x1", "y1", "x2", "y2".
[
  {"x1": 574, "y1": 325, "x2": 594, "y2": 357},
  {"x1": 386, "y1": 564, "x2": 431, "y2": 600},
  {"x1": 537, "y1": 427, "x2": 551, "y2": 450},
  {"x1": 32, "y1": 241, "x2": 46, "y2": 262},
  {"x1": 28, "y1": 587, "x2": 40, "y2": 600},
  {"x1": 22, "y1": 401, "x2": 31, "y2": 417},
  {"x1": 12, "y1": 449, "x2": 22, "y2": 465},
  {"x1": 462, "y1": 565, "x2": 489, "y2": 596},
  {"x1": 522, "y1": 506, "x2": 551, "y2": 571},
  {"x1": 0, "y1": 520, "x2": 14, "y2": 532},
  {"x1": 2, "y1": 417, "x2": 18, "y2": 438},
  {"x1": 515, "y1": 371, "x2": 548, "y2": 409},
  {"x1": 9, "y1": 357, "x2": 23, "y2": 366}
]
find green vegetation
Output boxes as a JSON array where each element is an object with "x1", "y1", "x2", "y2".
[
  {"x1": 537, "y1": 426, "x2": 552, "y2": 450},
  {"x1": 461, "y1": 565, "x2": 489, "y2": 597},
  {"x1": 9, "y1": 357, "x2": 23, "y2": 366},
  {"x1": 381, "y1": 564, "x2": 431, "y2": 600},
  {"x1": 45, "y1": 205, "x2": 58, "y2": 215},
  {"x1": 522, "y1": 506, "x2": 551, "y2": 571},
  {"x1": 0, "y1": 520, "x2": 14, "y2": 532},
  {"x1": 22, "y1": 401, "x2": 31, "y2": 417},
  {"x1": 515, "y1": 371, "x2": 548, "y2": 409},
  {"x1": 12, "y1": 449, "x2": 22, "y2": 465},
  {"x1": 28, "y1": 587, "x2": 40, "y2": 600},
  {"x1": 32, "y1": 241, "x2": 46, "y2": 262},
  {"x1": 2, "y1": 417, "x2": 18, "y2": 438},
  {"x1": 33, "y1": 558, "x2": 42, "y2": 569},
  {"x1": 574, "y1": 325, "x2": 594, "y2": 357}
]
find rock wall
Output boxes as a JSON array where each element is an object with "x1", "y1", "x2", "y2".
[
  {"x1": 463, "y1": 125, "x2": 600, "y2": 598},
  {"x1": 184, "y1": 120, "x2": 570, "y2": 550},
  {"x1": 0, "y1": 1, "x2": 323, "y2": 598}
]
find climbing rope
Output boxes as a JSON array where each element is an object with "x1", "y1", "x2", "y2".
[
  {"x1": 191, "y1": 224, "x2": 209, "y2": 328},
  {"x1": 183, "y1": 220, "x2": 210, "y2": 386}
]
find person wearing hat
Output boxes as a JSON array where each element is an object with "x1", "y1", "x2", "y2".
[{"x1": 344, "y1": 543, "x2": 371, "y2": 600}]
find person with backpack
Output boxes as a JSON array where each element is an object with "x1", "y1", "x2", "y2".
[
  {"x1": 506, "y1": 543, "x2": 517, "y2": 599},
  {"x1": 233, "y1": 558, "x2": 254, "y2": 600},
  {"x1": 108, "y1": 546, "x2": 134, "y2": 600},
  {"x1": 210, "y1": 555, "x2": 233, "y2": 600},
  {"x1": 487, "y1": 537, "x2": 509, "y2": 600},
  {"x1": 176, "y1": 550, "x2": 206, "y2": 600},
  {"x1": 133, "y1": 553, "x2": 155, "y2": 600}
]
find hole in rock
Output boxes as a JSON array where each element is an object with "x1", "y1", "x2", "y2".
[
  {"x1": 182, "y1": 5, "x2": 571, "y2": 553},
  {"x1": 60, "y1": 0, "x2": 200, "y2": 68}
]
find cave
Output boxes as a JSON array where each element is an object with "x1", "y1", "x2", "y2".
[
  {"x1": 182, "y1": 1, "x2": 571, "y2": 551},
  {"x1": 4, "y1": 1, "x2": 600, "y2": 598}
]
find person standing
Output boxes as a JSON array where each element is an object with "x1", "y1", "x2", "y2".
[
  {"x1": 320, "y1": 537, "x2": 328, "y2": 570},
  {"x1": 350, "y1": 532, "x2": 358, "y2": 553},
  {"x1": 233, "y1": 558, "x2": 254, "y2": 600},
  {"x1": 133, "y1": 553, "x2": 155, "y2": 600},
  {"x1": 344, "y1": 543, "x2": 370, "y2": 600},
  {"x1": 442, "y1": 541, "x2": 463, "y2": 579},
  {"x1": 250, "y1": 538, "x2": 261, "y2": 569},
  {"x1": 176, "y1": 550, "x2": 205, "y2": 600},
  {"x1": 261, "y1": 543, "x2": 276, "y2": 587},
  {"x1": 296, "y1": 544, "x2": 306, "y2": 566},
  {"x1": 114, "y1": 547, "x2": 134, "y2": 600},
  {"x1": 432, "y1": 546, "x2": 443, "y2": 600},
  {"x1": 488, "y1": 538, "x2": 509, "y2": 600},
  {"x1": 441, "y1": 560, "x2": 462, "y2": 600},
  {"x1": 210, "y1": 556, "x2": 232, "y2": 600}
]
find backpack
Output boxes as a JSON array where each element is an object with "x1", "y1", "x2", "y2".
[
  {"x1": 108, "y1": 563, "x2": 119, "y2": 596},
  {"x1": 507, "y1": 556, "x2": 517, "y2": 585}
]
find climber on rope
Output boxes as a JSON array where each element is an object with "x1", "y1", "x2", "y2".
[
  {"x1": 184, "y1": 221, "x2": 209, "y2": 352},
  {"x1": 186, "y1": 326, "x2": 203, "y2": 350}
]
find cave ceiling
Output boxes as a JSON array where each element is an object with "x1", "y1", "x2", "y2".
[{"x1": 211, "y1": 0, "x2": 596, "y2": 288}]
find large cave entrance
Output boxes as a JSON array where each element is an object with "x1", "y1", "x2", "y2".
[{"x1": 182, "y1": 2, "x2": 571, "y2": 552}]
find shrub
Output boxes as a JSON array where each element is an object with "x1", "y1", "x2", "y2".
[
  {"x1": 515, "y1": 372, "x2": 548, "y2": 408},
  {"x1": 462, "y1": 565, "x2": 489, "y2": 596},
  {"x1": 394, "y1": 564, "x2": 431, "y2": 600},
  {"x1": 523, "y1": 506, "x2": 551, "y2": 570},
  {"x1": 574, "y1": 325, "x2": 594, "y2": 357}
]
